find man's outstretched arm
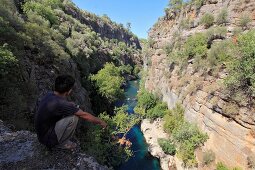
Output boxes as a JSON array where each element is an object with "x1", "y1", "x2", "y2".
[{"x1": 74, "y1": 109, "x2": 107, "y2": 128}]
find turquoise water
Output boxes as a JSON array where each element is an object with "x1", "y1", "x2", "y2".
[{"x1": 116, "y1": 80, "x2": 160, "y2": 170}]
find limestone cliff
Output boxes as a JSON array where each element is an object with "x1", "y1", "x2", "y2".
[{"x1": 145, "y1": 0, "x2": 255, "y2": 169}]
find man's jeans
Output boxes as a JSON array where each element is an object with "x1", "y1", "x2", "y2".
[{"x1": 54, "y1": 115, "x2": 79, "y2": 144}]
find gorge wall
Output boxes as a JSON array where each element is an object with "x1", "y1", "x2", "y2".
[{"x1": 145, "y1": 0, "x2": 255, "y2": 169}]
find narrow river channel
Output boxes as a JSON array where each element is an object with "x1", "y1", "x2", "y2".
[{"x1": 116, "y1": 80, "x2": 160, "y2": 170}]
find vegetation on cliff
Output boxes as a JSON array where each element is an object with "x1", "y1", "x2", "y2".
[
  {"x1": 156, "y1": 0, "x2": 255, "y2": 109},
  {"x1": 78, "y1": 105, "x2": 140, "y2": 167},
  {"x1": 135, "y1": 78, "x2": 208, "y2": 167}
]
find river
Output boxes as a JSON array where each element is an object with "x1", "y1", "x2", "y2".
[{"x1": 116, "y1": 80, "x2": 160, "y2": 170}]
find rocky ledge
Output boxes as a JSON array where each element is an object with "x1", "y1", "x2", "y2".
[
  {"x1": 0, "y1": 120, "x2": 108, "y2": 170},
  {"x1": 141, "y1": 119, "x2": 175, "y2": 170}
]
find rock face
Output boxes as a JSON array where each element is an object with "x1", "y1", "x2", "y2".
[
  {"x1": 0, "y1": 120, "x2": 108, "y2": 170},
  {"x1": 141, "y1": 119, "x2": 176, "y2": 170},
  {"x1": 145, "y1": 51, "x2": 255, "y2": 169},
  {"x1": 145, "y1": 0, "x2": 255, "y2": 169}
]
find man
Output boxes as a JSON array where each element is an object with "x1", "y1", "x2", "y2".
[{"x1": 35, "y1": 75, "x2": 107, "y2": 149}]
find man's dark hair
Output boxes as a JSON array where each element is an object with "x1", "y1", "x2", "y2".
[{"x1": 55, "y1": 75, "x2": 75, "y2": 93}]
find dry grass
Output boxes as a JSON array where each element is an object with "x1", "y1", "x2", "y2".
[
  {"x1": 179, "y1": 76, "x2": 204, "y2": 101},
  {"x1": 222, "y1": 103, "x2": 239, "y2": 117}
]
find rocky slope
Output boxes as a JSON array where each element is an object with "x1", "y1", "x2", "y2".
[
  {"x1": 145, "y1": 0, "x2": 255, "y2": 169},
  {"x1": 0, "y1": 120, "x2": 108, "y2": 170}
]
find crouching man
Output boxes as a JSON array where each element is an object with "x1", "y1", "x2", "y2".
[{"x1": 35, "y1": 75, "x2": 107, "y2": 150}]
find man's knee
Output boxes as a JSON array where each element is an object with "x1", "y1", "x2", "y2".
[
  {"x1": 57, "y1": 115, "x2": 78, "y2": 126},
  {"x1": 55, "y1": 115, "x2": 79, "y2": 143}
]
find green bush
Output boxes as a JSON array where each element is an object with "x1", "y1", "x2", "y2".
[
  {"x1": 216, "y1": 9, "x2": 228, "y2": 25},
  {"x1": 163, "y1": 103, "x2": 184, "y2": 133},
  {"x1": 207, "y1": 40, "x2": 234, "y2": 66},
  {"x1": 79, "y1": 106, "x2": 140, "y2": 167},
  {"x1": 158, "y1": 138, "x2": 176, "y2": 155},
  {"x1": 133, "y1": 65, "x2": 140, "y2": 76},
  {"x1": 0, "y1": 44, "x2": 18, "y2": 76},
  {"x1": 147, "y1": 102, "x2": 169, "y2": 119},
  {"x1": 200, "y1": 13, "x2": 214, "y2": 28},
  {"x1": 172, "y1": 122, "x2": 208, "y2": 147},
  {"x1": 203, "y1": 150, "x2": 215, "y2": 165},
  {"x1": 90, "y1": 63, "x2": 125, "y2": 103},
  {"x1": 184, "y1": 33, "x2": 207, "y2": 58},
  {"x1": 136, "y1": 89, "x2": 158, "y2": 111}
]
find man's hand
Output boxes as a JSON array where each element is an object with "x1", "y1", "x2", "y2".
[
  {"x1": 75, "y1": 109, "x2": 107, "y2": 128},
  {"x1": 99, "y1": 120, "x2": 107, "y2": 129}
]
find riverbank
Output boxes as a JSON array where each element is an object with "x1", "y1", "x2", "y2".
[{"x1": 141, "y1": 119, "x2": 175, "y2": 170}]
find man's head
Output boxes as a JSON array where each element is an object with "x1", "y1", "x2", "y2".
[{"x1": 55, "y1": 75, "x2": 75, "y2": 95}]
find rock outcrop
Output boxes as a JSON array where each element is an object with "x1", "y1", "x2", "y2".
[{"x1": 0, "y1": 120, "x2": 108, "y2": 170}]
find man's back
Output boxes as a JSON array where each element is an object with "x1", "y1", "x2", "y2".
[{"x1": 35, "y1": 92, "x2": 79, "y2": 147}]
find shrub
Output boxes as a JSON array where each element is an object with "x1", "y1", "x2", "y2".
[
  {"x1": 158, "y1": 138, "x2": 176, "y2": 155},
  {"x1": 133, "y1": 65, "x2": 140, "y2": 76},
  {"x1": 79, "y1": 106, "x2": 140, "y2": 167},
  {"x1": 184, "y1": 33, "x2": 207, "y2": 58},
  {"x1": 172, "y1": 122, "x2": 208, "y2": 148},
  {"x1": 207, "y1": 40, "x2": 234, "y2": 66},
  {"x1": 232, "y1": 27, "x2": 242, "y2": 36},
  {"x1": 203, "y1": 150, "x2": 215, "y2": 165},
  {"x1": 147, "y1": 102, "x2": 169, "y2": 119},
  {"x1": 136, "y1": 89, "x2": 158, "y2": 111},
  {"x1": 239, "y1": 13, "x2": 252, "y2": 29},
  {"x1": 163, "y1": 103, "x2": 185, "y2": 133},
  {"x1": 216, "y1": 9, "x2": 228, "y2": 25},
  {"x1": 173, "y1": 122, "x2": 208, "y2": 167},
  {"x1": 216, "y1": 162, "x2": 229, "y2": 170},
  {"x1": 90, "y1": 63, "x2": 125, "y2": 103},
  {"x1": 0, "y1": 44, "x2": 18, "y2": 76},
  {"x1": 200, "y1": 13, "x2": 214, "y2": 28}
]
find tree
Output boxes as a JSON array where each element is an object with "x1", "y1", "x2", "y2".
[
  {"x1": 169, "y1": 0, "x2": 183, "y2": 12},
  {"x1": 126, "y1": 22, "x2": 131, "y2": 31},
  {"x1": 90, "y1": 63, "x2": 125, "y2": 102}
]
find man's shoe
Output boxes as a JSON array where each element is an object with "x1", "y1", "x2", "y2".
[{"x1": 56, "y1": 140, "x2": 77, "y2": 151}]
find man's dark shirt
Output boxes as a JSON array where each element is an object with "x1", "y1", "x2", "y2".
[{"x1": 35, "y1": 92, "x2": 79, "y2": 148}]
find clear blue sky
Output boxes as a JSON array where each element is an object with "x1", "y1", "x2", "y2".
[{"x1": 72, "y1": 0, "x2": 169, "y2": 39}]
